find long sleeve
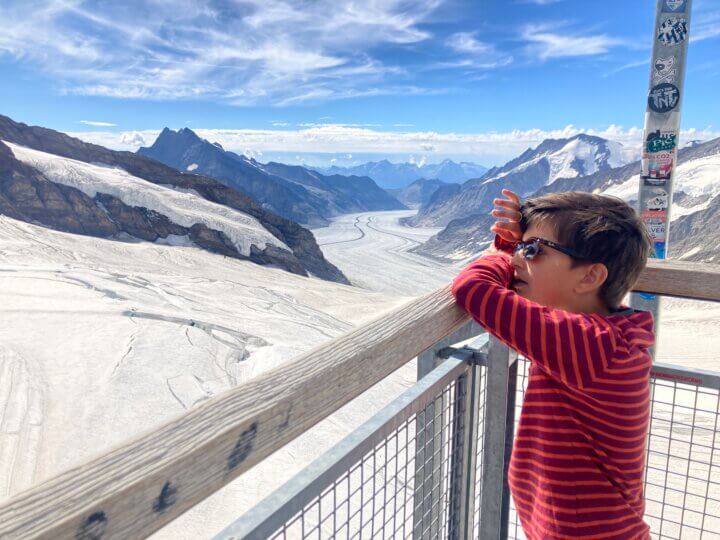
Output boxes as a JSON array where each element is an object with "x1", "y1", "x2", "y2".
[{"x1": 451, "y1": 253, "x2": 652, "y2": 391}]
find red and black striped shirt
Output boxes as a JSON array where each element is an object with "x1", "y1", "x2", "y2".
[{"x1": 452, "y1": 251, "x2": 654, "y2": 540}]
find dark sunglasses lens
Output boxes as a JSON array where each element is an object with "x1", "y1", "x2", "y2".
[{"x1": 524, "y1": 242, "x2": 539, "y2": 259}]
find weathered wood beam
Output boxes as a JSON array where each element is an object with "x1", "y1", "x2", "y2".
[{"x1": 635, "y1": 259, "x2": 720, "y2": 302}]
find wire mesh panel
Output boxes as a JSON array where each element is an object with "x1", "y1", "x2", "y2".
[
  {"x1": 503, "y1": 359, "x2": 720, "y2": 540},
  {"x1": 262, "y1": 378, "x2": 463, "y2": 539},
  {"x1": 505, "y1": 358, "x2": 530, "y2": 540},
  {"x1": 643, "y1": 371, "x2": 720, "y2": 539}
]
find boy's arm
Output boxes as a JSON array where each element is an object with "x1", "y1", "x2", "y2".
[{"x1": 451, "y1": 252, "x2": 621, "y2": 390}]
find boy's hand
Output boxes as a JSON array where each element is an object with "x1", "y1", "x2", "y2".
[{"x1": 490, "y1": 189, "x2": 523, "y2": 244}]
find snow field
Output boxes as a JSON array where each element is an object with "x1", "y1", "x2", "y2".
[{"x1": 5, "y1": 141, "x2": 288, "y2": 256}]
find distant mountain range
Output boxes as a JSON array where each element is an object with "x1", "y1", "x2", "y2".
[
  {"x1": 406, "y1": 134, "x2": 632, "y2": 228},
  {"x1": 139, "y1": 128, "x2": 405, "y2": 228},
  {"x1": 412, "y1": 136, "x2": 720, "y2": 264},
  {"x1": 0, "y1": 115, "x2": 347, "y2": 283},
  {"x1": 313, "y1": 159, "x2": 488, "y2": 189}
]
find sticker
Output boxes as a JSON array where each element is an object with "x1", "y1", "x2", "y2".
[
  {"x1": 642, "y1": 175, "x2": 669, "y2": 188},
  {"x1": 648, "y1": 83, "x2": 680, "y2": 113},
  {"x1": 645, "y1": 189, "x2": 669, "y2": 211},
  {"x1": 645, "y1": 129, "x2": 677, "y2": 152},
  {"x1": 639, "y1": 292, "x2": 657, "y2": 300},
  {"x1": 642, "y1": 210, "x2": 668, "y2": 220},
  {"x1": 644, "y1": 151, "x2": 674, "y2": 179},
  {"x1": 662, "y1": 0, "x2": 687, "y2": 13},
  {"x1": 645, "y1": 218, "x2": 667, "y2": 241},
  {"x1": 653, "y1": 56, "x2": 677, "y2": 84},
  {"x1": 657, "y1": 17, "x2": 688, "y2": 46},
  {"x1": 652, "y1": 242, "x2": 667, "y2": 259}
]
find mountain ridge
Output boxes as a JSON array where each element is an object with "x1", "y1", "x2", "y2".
[
  {"x1": 0, "y1": 114, "x2": 348, "y2": 283},
  {"x1": 139, "y1": 128, "x2": 405, "y2": 227}
]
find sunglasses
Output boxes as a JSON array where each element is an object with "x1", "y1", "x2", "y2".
[{"x1": 513, "y1": 237, "x2": 587, "y2": 261}]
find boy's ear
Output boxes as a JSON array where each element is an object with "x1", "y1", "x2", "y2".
[{"x1": 575, "y1": 263, "x2": 609, "y2": 294}]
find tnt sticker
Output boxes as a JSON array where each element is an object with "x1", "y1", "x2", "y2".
[
  {"x1": 644, "y1": 151, "x2": 674, "y2": 180},
  {"x1": 648, "y1": 83, "x2": 680, "y2": 113},
  {"x1": 645, "y1": 129, "x2": 677, "y2": 152},
  {"x1": 658, "y1": 18, "x2": 688, "y2": 46},
  {"x1": 653, "y1": 56, "x2": 677, "y2": 84},
  {"x1": 662, "y1": 0, "x2": 687, "y2": 13}
]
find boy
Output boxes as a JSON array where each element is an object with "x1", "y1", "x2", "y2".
[{"x1": 452, "y1": 189, "x2": 654, "y2": 539}]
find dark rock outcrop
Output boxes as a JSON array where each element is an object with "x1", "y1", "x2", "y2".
[
  {"x1": 0, "y1": 115, "x2": 348, "y2": 284},
  {"x1": 138, "y1": 128, "x2": 405, "y2": 227}
]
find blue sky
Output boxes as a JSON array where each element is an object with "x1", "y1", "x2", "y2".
[{"x1": 1, "y1": 0, "x2": 718, "y2": 166}]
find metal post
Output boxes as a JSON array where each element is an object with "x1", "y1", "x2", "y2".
[
  {"x1": 448, "y1": 361, "x2": 482, "y2": 539},
  {"x1": 500, "y1": 358, "x2": 518, "y2": 539},
  {"x1": 631, "y1": 0, "x2": 693, "y2": 354},
  {"x1": 478, "y1": 336, "x2": 513, "y2": 540},
  {"x1": 413, "y1": 321, "x2": 482, "y2": 539}
]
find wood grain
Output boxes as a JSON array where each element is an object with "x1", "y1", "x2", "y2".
[{"x1": 635, "y1": 259, "x2": 720, "y2": 302}]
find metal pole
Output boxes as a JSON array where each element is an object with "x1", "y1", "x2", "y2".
[
  {"x1": 478, "y1": 337, "x2": 513, "y2": 540},
  {"x1": 631, "y1": 0, "x2": 693, "y2": 353},
  {"x1": 413, "y1": 321, "x2": 482, "y2": 539},
  {"x1": 448, "y1": 362, "x2": 482, "y2": 539}
]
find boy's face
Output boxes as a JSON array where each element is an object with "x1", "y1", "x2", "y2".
[{"x1": 511, "y1": 221, "x2": 589, "y2": 311}]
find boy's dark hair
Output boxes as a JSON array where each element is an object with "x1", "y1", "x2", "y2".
[{"x1": 520, "y1": 192, "x2": 652, "y2": 308}]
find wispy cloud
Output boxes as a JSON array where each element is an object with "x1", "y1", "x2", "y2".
[
  {"x1": 65, "y1": 124, "x2": 720, "y2": 164},
  {"x1": 521, "y1": 23, "x2": 626, "y2": 60},
  {"x1": 79, "y1": 120, "x2": 116, "y2": 127},
  {"x1": 0, "y1": 0, "x2": 445, "y2": 106},
  {"x1": 443, "y1": 32, "x2": 513, "y2": 70},
  {"x1": 692, "y1": 9, "x2": 720, "y2": 42}
]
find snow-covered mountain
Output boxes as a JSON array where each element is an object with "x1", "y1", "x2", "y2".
[
  {"x1": 0, "y1": 115, "x2": 346, "y2": 283},
  {"x1": 139, "y1": 128, "x2": 405, "y2": 227},
  {"x1": 407, "y1": 134, "x2": 634, "y2": 227},
  {"x1": 315, "y1": 159, "x2": 488, "y2": 189},
  {"x1": 413, "y1": 136, "x2": 720, "y2": 263}
]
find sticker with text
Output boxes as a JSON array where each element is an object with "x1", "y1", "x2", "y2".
[
  {"x1": 657, "y1": 17, "x2": 688, "y2": 46},
  {"x1": 645, "y1": 129, "x2": 677, "y2": 153},
  {"x1": 648, "y1": 83, "x2": 680, "y2": 113},
  {"x1": 643, "y1": 151, "x2": 674, "y2": 180},
  {"x1": 662, "y1": 0, "x2": 687, "y2": 13}
]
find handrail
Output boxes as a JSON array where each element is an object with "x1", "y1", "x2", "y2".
[
  {"x1": 0, "y1": 260, "x2": 718, "y2": 539},
  {"x1": 636, "y1": 259, "x2": 720, "y2": 302}
]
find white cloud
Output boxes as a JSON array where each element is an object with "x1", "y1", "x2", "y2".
[
  {"x1": 79, "y1": 120, "x2": 116, "y2": 127},
  {"x1": 65, "y1": 124, "x2": 720, "y2": 164},
  {"x1": 443, "y1": 32, "x2": 513, "y2": 70},
  {"x1": 120, "y1": 131, "x2": 148, "y2": 148},
  {"x1": 522, "y1": 23, "x2": 626, "y2": 60},
  {"x1": 692, "y1": 10, "x2": 720, "y2": 42},
  {"x1": 0, "y1": 0, "x2": 445, "y2": 106}
]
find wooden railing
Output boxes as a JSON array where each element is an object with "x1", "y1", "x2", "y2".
[{"x1": 0, "y1": 259, "x2": 718, "y2": 539}]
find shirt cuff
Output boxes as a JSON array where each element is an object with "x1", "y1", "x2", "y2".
[{"x1": 494, "y1": 235, "x2": 516, "y2": 254}]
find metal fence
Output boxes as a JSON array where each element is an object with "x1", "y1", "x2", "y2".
[{"x1": 217, "y1": 332, "x2": 720, "y2": 540}]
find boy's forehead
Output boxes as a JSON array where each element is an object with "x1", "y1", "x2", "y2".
[{"x1": 522, "y1": 221, "x2": 559, "y2": 243}]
